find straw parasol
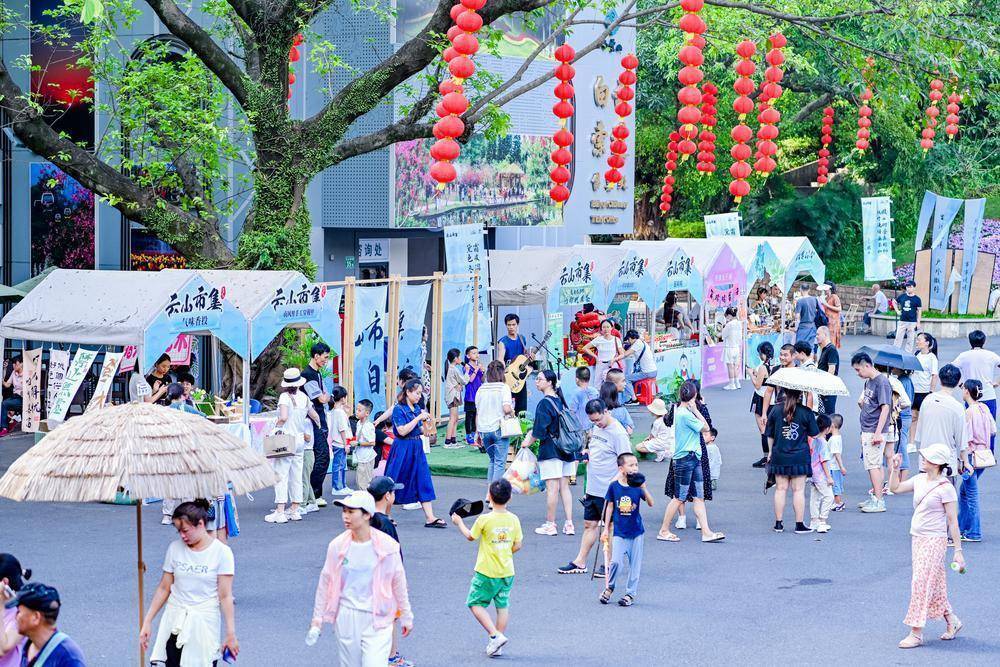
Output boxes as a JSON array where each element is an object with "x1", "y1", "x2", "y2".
[
  {"x1": 766, "y1": 366, "x2": 850, "y2": 396},
  {"x1": 0, "y1": 402, "x2": 276, "y2": 665}
]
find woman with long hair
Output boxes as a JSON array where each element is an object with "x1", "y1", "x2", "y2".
[
  {"x1": 582, "y1": 319, "x2": 624, "y2": 386},
  {"x1": 766, "y1": 389, "x2": 819, "y2": 534},
  {"x1": 958, "y1": 379, "x2": 996, "y2": 543},
  {"x1": 662, "y1": 380, "x2": 715, "y2": 530},
  {"x1": 750, "y1": 342, "x2": 775, "y2": 468},
  {"x1": 521, "y1": 369, "x2": 575, "y2": 536},
  {"x1": 141, "y1": 500, "x2": 238, "y2": 665},
  {"x1": 386, "y1": 379, "x2": 446, "y2": 528},
  {"x1": 475, "y1": 360, "x2": 515, "y2": 487},
  {"x1": 599, "y1": 380, "x2": 634, "y2": 435},
  {"x1": 911, "y1": 332, "x2": 939, "y2": 444},
  {"x1": 0, "y1": 553, "x2": 30, "y2": 666},
  {"x1": 821, "y1": 282, "x2": 843, "y2": 348}
]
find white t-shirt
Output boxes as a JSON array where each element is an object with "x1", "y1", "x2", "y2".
[
  {"x1": 592, "y1": 336, "x2": 619, "y2": 362},
  {"x1": 329, "y1": 407, "x2": 351, "y2": 449},
  {"x1": 584, "y1": 418, "x2": 633, "y2": 498},
  {"x1": 475, "y1": 382, "x2": 514, "y2": 433},
  {"x1": 163, "y1": 538, "x2": 235, "y2": 607},
  {"x1": 910, "y1": 474, "x2": 958, "y2": 538},
  {"x1": 340, "y1": 539, "x2": 377, "y2": 612},
  {"x1": 354, "y1": 419, "x2": 377, "y2": 463},
  {"x1": 721, "y1": 319, "x2": 742, "y2": 349},
  {"x1": 278, "y1": 391, "x2": 311, "y2": 451},
  {"x1": 953, "y1": 349, "x2": 1000, "y2": 401},
  {"x1": 914, "y1": 392, "x2": 966, "y2": 472},
  {"x1": 912, "y1": 353, "x2": 939, "y2": 394},
  {"x1": 629, "y1": 339, "x2": 657, "y2": 374},
  {"x1": 827, "y1": 433, "x2": 843, "y2": 471}
]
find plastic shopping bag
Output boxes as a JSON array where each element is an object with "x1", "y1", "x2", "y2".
[{"x1": 504, "y1": 447, "x2": 545, "y2": 495}]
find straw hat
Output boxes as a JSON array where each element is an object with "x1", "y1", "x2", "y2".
[
  {"x1": 0, "y1": 402, "x2": 276, "y2": 503},
  {"x1": 918, "y1": 443, "x2": 952, "y2": 466},
  {"x1": 646, "y1": 398, "x2": 669, "y2": 417},
  {"x1": 281, "y1": 368, "x2": 307, "y2": 388}
]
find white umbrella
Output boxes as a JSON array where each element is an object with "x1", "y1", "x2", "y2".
[{"x1": 766, "y1": 366, "x2": 850, "y2": 396}]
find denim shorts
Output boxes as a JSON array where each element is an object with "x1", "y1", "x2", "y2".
[
  {"x1": 831, "y1": 469, "x2": 845, "y2": 497},
  {"x1": 673, "y1": 451, "x2": 703, "y2": 499}
]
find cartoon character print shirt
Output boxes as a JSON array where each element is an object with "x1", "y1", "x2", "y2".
[
  {"x1": 605, "y1": 480, "x2": 645, "y2": 539},
  {"x1": 471, "y1": 511, "x2": 523, "y2": 579}
]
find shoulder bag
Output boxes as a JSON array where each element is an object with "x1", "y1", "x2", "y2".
[
  {"x1": 973, "y1": 448, "x2": 997, "y2": 469},
  {"x1": 264, "y1": 428, "x2": 296, "y2": 458},
  {"x1": 545, "y1": 396, "x2": 584, "y2": 460}
]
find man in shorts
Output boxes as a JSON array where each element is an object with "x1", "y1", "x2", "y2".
[{"x1": 852, "y1": 352, "x2": 892, "y2": 513}]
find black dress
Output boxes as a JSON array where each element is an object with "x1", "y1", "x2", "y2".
[
  {"x1": 765, "y1": 403, "x2": 818, "y2": 477},
  {"x1": 664, "y1": 401, "x2": 713, "y2": 502}
]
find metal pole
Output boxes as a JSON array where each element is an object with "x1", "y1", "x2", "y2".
[
  {"x1": 473, "y1": 270, "x2": 479, "y2": 350},
  {"x1": 136, "y1": 503, "x2": 146, "y2": 667}
]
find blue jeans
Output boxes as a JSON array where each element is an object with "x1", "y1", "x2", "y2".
[
  {"x1": 608, "y1": 535, "x2": 644, "y2": 597},
  {"x1": 481, "y1": 430, "x2": 510, "y2": 485},
  {"x1": 986, "y1": 399, "x2": 997, "y2": 452},
  {"x1": 623, "y1": 370, "x2": 656, "y2": 403},
  {"x1": 673, "y1": 452, "x2": 703, "y2": 499},
  {"x1": 0, "y1": 395, "x2": 22, "y2": 430},
  {"x1": 895, "y1": 410, "x2": 911, "y2": 470},
  {"x1": 831, "y1": 469, "x2": 845, "y2": 497},
  {"x1": 959, "y1": 468, "x2": 983, "y2": 540},
  {"x1": 330, "y1": 446, "x2": 347, "y2": 491}
]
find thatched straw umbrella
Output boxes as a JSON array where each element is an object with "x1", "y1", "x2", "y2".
[{"x1": 0, "y1": 402, "x2": 276, "y2": 665}]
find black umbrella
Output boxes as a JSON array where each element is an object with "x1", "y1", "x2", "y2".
[{"x1": 856, "y1": 344, "x2": 923, "y2": 372}]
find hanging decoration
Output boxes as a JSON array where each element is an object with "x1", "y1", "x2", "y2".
[
  {"x1": 288, "y1": 34, "x2": 303, "y2": 101},
  {"x1": 676, "y1": 0, "x2": 706, "y2": 161},
  {"x1": 945, "y1": 89, "x2": 961, "y2": 141},
  {"x1": 920, "y1": 77, "x2": 944, "y2": 153},
  {"x1": 660, "y1": 131, "x2": 680, "y2": 213},
  {"x1": 729, "y1": 39, "x2": 756, "y2": 204},
  {"x1": 606, "y1": 53, "x2": 638, "y2": 187},
  {"x1": 856, "y1": 57, "x2": 874, "y2": 152},
  {"x1": 696, "y1": 82, "x2": 718, "y2": 175},
  {"x1": 430, "y1": 0, "x2": 486, "y2": 188},
  {"x1": 549, "y1": 43, "x2": 576, "y2": 204},
  {"x1": 817, "y1": 106, "x2": 834, "y2": 185},
  {"x1": 754, "y1": 33, "x2": 785, "y2": 175}
]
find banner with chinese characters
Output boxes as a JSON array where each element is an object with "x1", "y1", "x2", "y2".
[
  {"x1": 958, "y1": 198, "x2": 987, "y2": 314},
  {"x1": 443, "y1": 223, "x2": 491, "y2": 348},
  {"x1": 48, "y1": 348, "x2": 97, "y2": 423},
  {"x1": 21, "y1": 349, "x2": 42, "y2": 432},
  {"x1": 398, "y1": 284, "x2": 431, "y2": 379},
  {"x1": 658, "y1": 250, "x2": 702, "y2": 303},
  {"x1": 165, "y1": 334, "x2": 193, "y2": 366},
  {"x1": 702, "y1": 245, "x2": 746, "y2": 388},
  {"x1": 549, "y1": 256, "x2": 600, "y2": 311},
  {"x1": 357, "y1": 238, "x2": 389, "y2": 264},
  {"x1": 861, "y1": 196, "x2": 894, "y2": 281},
  {"x1": 252, "y1": 278, "x2": 342, "y2": 361},
  {"x1": 913, "y1": 190, "x2": 937, "y2": 251},
  {"x1": 86, "y1": 351, "x2": 124, "y2": 411},
  {"x1": 783, "y1": 244, "x2": 825, "y2": 292},
  {"x1": 546, "y1": 311, "x2": 564, "y2": 363},
  {"x1": 118, "y1": 345, "x2": 138, "y2": 374},
  {"x1": 606, "y1": 251, "x2": 655, "y2": 306},
  {"x1": 45, "y1": 349, "x2": 70, "y2": 410},
  {"x1": 704, "y1": 212, "x2": 741, "y2": 238},
  {"x1": 354, "y1": 286, "x2": 388, "y2": 413},
  {"x1": 438, "y1": 281, "x2": 473, "y2": 414},
  {"x1": 145, "y1": 276, "x2": 247, "y2": 372},
  {"x1": 929, "y1": 196, "x2": 964, "y2": 310}
]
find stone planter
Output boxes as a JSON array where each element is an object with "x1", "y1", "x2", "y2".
[{"x1": 870, "y1": 313, "x2": 1000, "y2": 339}]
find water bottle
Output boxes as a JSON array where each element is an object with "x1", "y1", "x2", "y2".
[
  {"x1": 950, "y1": 561, "x2": 966, "y2": 574},
  {"x1": 305, "y1": 626, "x2": 321, "y2": 646}
]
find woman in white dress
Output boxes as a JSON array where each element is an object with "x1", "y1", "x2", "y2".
[
  {"x1": 266, "y1": 368, "x2": 320, "y2": 524},
  {"x1": 583, "y1": 319, "x2": 624, "y2": 386}
]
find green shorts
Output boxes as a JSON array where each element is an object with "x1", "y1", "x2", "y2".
[{"x1": 465, "y1": 572, "x2": 514, "y2": 609}]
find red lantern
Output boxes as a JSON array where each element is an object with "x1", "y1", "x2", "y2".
[
  {"x1": 945, "y1": 90, "x2": 961, "y2": 140},
  {"x1": 452, "y1": 32, "x2": 479, "y2": 55},
  {"x1": 730, "y1": 39, "x2": 757, "y2": 198},
  {"x1": 814, "y1": 106, "x2": 834, "y2": 186},
  {"x1": 856, "y1": 59, "x2": 875, "y2": 154},
  {"x1": 442, "y1": 92, "x2": 469, "y2": 115},
  {"x1": 550, "y1": 41, "x2": 577, "y2": 205},
  {"x1": 430, "y1": 160, "x2": 457, "y2": 186},
  {"x1": 605, "y1": 54, "x2": 637, "y2": 190},
  {"x1": 550, "y1": 185, "x2": 570, "y2": 203},
  {"x1": 554, "y1": 44, "x2": 575, "y2": 64},
  {"x1": 696, "y1": 82, "x2": 718, "y2": 174},
  {"x1": 430, "y1": 139, "x2": 461, "y2": 162},
  {"x1": 755, "y1": 36, "x2": 783, "y2": 178},
  {"x1": 919, "y1": 76, "x2": 947, "y2": 154}
]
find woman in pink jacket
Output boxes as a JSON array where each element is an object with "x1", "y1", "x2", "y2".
[{"x1": 310, "y1": 491, "x2": 413, "y2": 666}]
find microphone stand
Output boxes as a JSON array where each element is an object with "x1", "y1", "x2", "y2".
[{"x1": 531, "y1": 333, "x2": 565, "y2": 372}]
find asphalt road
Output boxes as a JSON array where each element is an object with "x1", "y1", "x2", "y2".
[{"x1": 2, "y1": 333, "x2": 998, "y2": 666}]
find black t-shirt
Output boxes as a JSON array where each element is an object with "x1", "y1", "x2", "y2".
[
  {"x1": 531, "y1": 396, "x2": 566, "y2": 462},
  {"x1": 766, "y1": 404, "x2": 819, "y2": 455},
  {"x1": 818, "y1": 344, "x2": 840, "y2": 375},
  {"x1": 897, "y1": 294, "x2": 922, "y2": 322},
  {"x1": 371, "y1": 511, "x2": 399, "y2": 543},
  {"x1": 300, "y1": 365, "x2": 327, "y2": 428},
  {"x1": 145, "y1": 372, "x2": 172, "y2": 405}
]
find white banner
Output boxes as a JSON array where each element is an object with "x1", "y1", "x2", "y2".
[
  {"x1": 913, "y1": 190, "x2": 937, "y2": 251},
  {"x1": 443, "y1": 223, "x2": 491, "y2": 348},
  {"x1": 958, "y1": 198, "x2": 987, "y2": 314},
  {"x1": 45, "y1": 349, "x2": 70, "y2": 412},
  {"x1": 861, "y1": 196, "x2": 894, "y2": 281},
  {"x1": 21, "y1": 349, "x2": 42, "y2": 433},
  {"x1": 704, "y1": 212, "x2": 741, "y2": 237},
  {"x1": 86, "y1": 352, "x2": 124, "y2": 411},
  {"x1": 48, "y1": 349, "x2": 98, "y2": 423}
]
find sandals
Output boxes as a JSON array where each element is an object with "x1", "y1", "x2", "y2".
[
  {"x1": 897, "y1": 633, "x2": 923, "y2": 649},
  {"x1": 656, "y1": 532, "x2": 680, "y2": 542},
  {"x1": 599, "y1": 588, "x2": 613, "y2": 605},
  {"x1": 702, "y1": 532, "x2": 726, "y2": 543},
  {"x1": 941, "y1": 615, "x2": 963, "y2": 640},
  {"x1": 618, "y1": 594, "x2": 634, "y2": 607},
  {"x1": 424, "y1": 518, "x2": 447, "y2": 529}
]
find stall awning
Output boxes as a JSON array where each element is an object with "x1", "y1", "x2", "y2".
[{"x1": 488, "y1": 248, "x2": 575, "y2": 307}]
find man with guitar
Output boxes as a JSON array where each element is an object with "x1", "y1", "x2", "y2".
[{"x1": 498, "y1": 314, "x2": 534, "y2": 415}]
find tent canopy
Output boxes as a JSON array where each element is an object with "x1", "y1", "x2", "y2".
[
  {"x1": 760, "y1": 236, "x2": 826, "y2": 290},
  {"x1": 488, "y1": 248, "x2": 574, "y2": 307},
  {"x1": 615, "y1": 241, "x2": 703, "y2": 304}
]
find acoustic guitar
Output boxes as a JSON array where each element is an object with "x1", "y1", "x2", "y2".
[{"x1": 504, "y1": 330, "x2": 552, "y2": 393}]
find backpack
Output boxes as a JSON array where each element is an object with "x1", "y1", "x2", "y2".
[
  {"x1": 813, "y1": 298, "x2": 829, "y2": 327},
  {"x1": 545, "y1": 396, "x2": 585, "y2": 461}
]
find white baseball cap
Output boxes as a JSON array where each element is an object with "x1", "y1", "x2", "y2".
[
  {"x1": 334, "y1": 490, "x2": 376, "y2": 516},
  {"x1": 918, "y1": 443, "x2": 952, "y2": 466}
]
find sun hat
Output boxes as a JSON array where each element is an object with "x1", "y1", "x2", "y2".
[
  {"x1": 646, "y1": 398, "x2": 668, "y2": 417},
  {"x1": 918, "y1": 443, "x2": 953, "y2": 467},
  {"x1": 334, "y1": 490, "x2": 377, "y2": 516},
  {"x1": 281, "y1": 368, "x2": 307, "y2": 388}
]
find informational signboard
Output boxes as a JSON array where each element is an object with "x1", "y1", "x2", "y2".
[
  {"x1": 45, "y1": 349, "x2": 70, "y2": 409},
  {"x1": 48, "y1": 348, "x2": 97, "y2": 423},
  {"x1": 357, "y1": 239, "x2": 389, "y2": 264},
  {"x1": 119, "y1": 345, "x2": 138, "y2": 374},
  {"x1": 21, "y1": 349, "x2": 42, "y2": 432},
  {"x1": 252, "y1": 280, "x2": 343, "y2": 361},
  {"x1": 443, "y1": 223, "x2": 491, "y2": 348},
  {"x1": 550, "y1": 256, "x2": 600, "y2": 311},
  {"x1": 704, "y1": 212, "x2": 741, "y2": 238},
  {"x1": 86, "y1": 351, "x2": 124, "y2": 411},
  {"x1": 861, "y1": 196, "x2": 894, "y2": 281}
]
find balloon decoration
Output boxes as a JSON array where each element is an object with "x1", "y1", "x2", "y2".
[
  {"x1": 920, "y1": 77, "x2": 944, "y2": 153},
  {"x1": 430, "y1": 0, "x2": 486, "y2": 188},
  {"x1": 607, "y1": 53, "x2": 638, "y2": 187},
  {"x1": 729, "y1": 39, "x2": 755, "y2": 204},
  {"x1": 754, "y1": 33, "x2": 785, "y2": 175},
  {"x1": 816, "y1": 106, "x2": 834, "y2": 185},
  {"x1": 549, "y1": 44, "x2": 576, "y2": 204},
  {"x1": 856, "y1": 57, "x2": 874, "y2": 152},
  {"x1": 660, "y1": 131, "x2": 680, "y2": 213},
  {"x1": 696, "y1": 82, "x2": 718, "y2": 174},
  {"x1": 288, "y1": 34, "x2": 303, "y2": 101},
  {"x1": 945, "y1": 89, "x2": 961, "y2": 140},
  {"x1": 676, "y1": 0, "x2": 706, "y2": 161}
]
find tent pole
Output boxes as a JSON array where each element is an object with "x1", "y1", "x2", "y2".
[{"x1": 136, "y1": 502, "x2": 146, "y2": 667}]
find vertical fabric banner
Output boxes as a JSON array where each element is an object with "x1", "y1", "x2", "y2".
[
  {"x1": 546, "y1": 312, "x2": 564, "y2": 363},
  {"x1": 913, "y1": 190, "x2": 937, "y2": 251},
  {"x1": 45, "y1": 349, "x2": 70, "y2": 411},
  {"x1": 48, "y1": 348, "x2": 97, "y2": 423},
  {"x1": 704, "y1": 212, "x2": 741, "y2": 237},
  {"x1": 353, "y1": 286, "x2": 388, "y2": 413},
  {"x1": 86, "y1": 351, "x2": 124, "y2": 411},
  {"x1": 929, "y1": 196, "x2": 964, "y2": 310},
  {"x1": 861, "y1": 196, "x2": 894, "y2": 281},
  {"x1": 958, "y1": 198, "x2": 987, "y2": 314},
  {"x1": 21, "y1": 349, "x2": 42, "y2": 433},
  {"x1": 398, "y1": 284, "x2": 431, "y2": 379},
  {"x1": 440, "y1": 281, "x2": 473, "y2": 413},
  {"x1": 443, "y1": 223, "x2": 491, "y2": 348}
]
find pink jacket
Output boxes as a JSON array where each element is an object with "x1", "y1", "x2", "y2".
[{"x1": 312, "y1": 529, "x2": 413, "y2": 629}]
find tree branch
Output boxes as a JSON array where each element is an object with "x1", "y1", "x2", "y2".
[
  {"x1": 790, "y1": 92, "x2": 834, "y2": 123},
  {"x1": 329, "y1": 87, "x2": 439, "y2": 162}
]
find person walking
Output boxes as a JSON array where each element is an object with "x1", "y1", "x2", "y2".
[
  {"x1": 793, "y1": 284, "x2": 820, "y2": 347},
  {"x1": 750, "y1": 342, "x2": 776, "y2": 468},
  {"x1": 386, "y1": 379, "x2": 446, "y2": 529},
  {"x1": 265, "y1": 369, "x2": 318, "y2": 524},
  {"x1": 952, "y1": 330, "x2": 1000, "y2": 451},
  {"x1": 141, "y1": 500, "x2": 238, "y2": 665},
  {"x1": 475, "y1": 361, "x2": 515, "y2": 487},
  {"x1": 911, "y1": 333, "x2": 940, "y2": 442},
  {"x1": 888, "y1": 443, "x2": 965, "y2": 649},
  {"x1": 913, "y1": 364, "x2": 966, "y2": 482},
  {"x1": 302, "y1": 343, "x2": 333, "y2": 507},
  {"x1": 521, "y1": 370, "x2": 575, "y2": 536},
  {"x1": 816, "y1": 326, "x2": 840, "y2": 415},
  {"x1": 820, "y1": 282, "x2": 843, "y2": 348},
  {"x1": 894, "y1": 281, "x2": 922, "y2": 353},
  {"x1": 663, "y1": 381, "x2": 714, "y2": 530},
  {"x1": 852, "y1": 352, "x2": 893, "y2": 514},
  {"x1": 0, "y1": 554, "x2": 29, "y2": 666},
  {"x1": 583, "y1": 319, "x2": 624, "y2": 386},
  {"x1": 497, "y1": 314, "x2": 532, "y2": 415},
  {"x1": 765, "y1": 389, "x2": 819, "y2": 533},
  {"x1": 719, "y1": 307, "x2": 743, "y2": 390},
  {"x1": 599, "y1": 453, "x2": 653, "y2": 607},
  {"x1": 4, "y1": 582, "x2": 85, "y2": 666},
  {"x1": 309, "y1": 491, "x2": 413, "y2": 665},
  {"x1": 958, "y1": 380, "x2": 996, "y2": 543}
]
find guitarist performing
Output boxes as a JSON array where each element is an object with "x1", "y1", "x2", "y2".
[{"x1": 498, "y1": 313, "x2": 534, "y2": 415}]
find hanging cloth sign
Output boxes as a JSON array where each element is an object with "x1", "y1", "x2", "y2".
[
  {"x1": 398, "y1": 284, "x2": 431, "y2": 379},
  {"x1": 443, "y1": 224, "x2": 491, "y2": 348},
  {"x1": 45, "y1": 349, "x2": 70, "y2": 411},
  {"x1": 861, "y1": 196, "x2": 894, "y2": 281},
  {"x1": 86, "y1": 351, "x2": 124, "y2": 411},
  {"x1": 704, "y1": 212, "x2": 741, "y2": 237},
  {"x1": 958, "y1": 198, "x2": 987, "y2": 314},
  {"x1": 21, "y1": 348, "x2": 42, "y2": 433},
  {"x1": 252, "y1": 279, "x2": 343, "y2": 360},
  {"x1": 354, "y1": 285, "x2": 388, "y2": 413},
  {"x1": 913, "y1": 190, "x2": 937, "y2": 251},
  {"x1": 48, "y1": 349, "x2": 98, "y2": 423},
  {"x1": 928, "y1": 196, "x2": 964, "y2": 310}
]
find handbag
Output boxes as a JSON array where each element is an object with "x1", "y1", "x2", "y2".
[
  {"x1": 263, "y1": 430, "x2": 296, "y2": 458},
  {"x1": 973, "y1": 448, "x2": 997, "y2": 469},
  {"x1": 500, "y1": 415, "x2": 522, "y2": 438}
]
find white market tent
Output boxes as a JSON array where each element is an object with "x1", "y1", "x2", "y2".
[
  {"x1": 488, "y1": 247, "x2": 575, "y2": 307},
  {"x1": 751, "y1": 235, "x2": 826, "y2": 290}
]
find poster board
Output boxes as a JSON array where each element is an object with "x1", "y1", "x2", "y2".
[
  {"x1": 949, "y1": 250, "x2": 994, "y2": 315},
  {"x1": 251, "y1": 279, "x2": 343, "y2": 361}
]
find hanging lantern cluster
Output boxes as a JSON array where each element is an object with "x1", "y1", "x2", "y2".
[
  {"x1": 430, "y1": 0, "x2": 486, "y2": 188},
  {"x1": 817, "y1": 106, "x2": 834, "y2": 185},
  {"x1": 754, "y1": 33, "x2": 785, "y2": 175},
  {"x1": 549, "y1": 44, "x2": 576, "y2": 204},
  {"x1": 660, "y1": 131, "x2": 680, "y2": 213},
  {"x1": 606, "y1": 53, "x2": 638, "y2": 186},
  {"x1": 945, "y1": 89, "x2": 961, "y2": 140},
  {"x1": 696, "y1": 82, "x2": 718, "y2": 174},
  {"x1": 676, "y1": 0, "x2": 706, "y2": 161},
  {"x1": 729, "y1": 39, "x2": 756, "y2": 203},
  {"x1": 856, "y1": 58, "x2": 875, "y2": 152},
  {"x1": 288, "y1": 34, "x2": 303, "y2": 101},
  {"x1": 920, "y1": 78, "x2": 944, "y2": 153}
]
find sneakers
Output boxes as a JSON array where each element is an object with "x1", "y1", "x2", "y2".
[
  {"x1": 286, "y1": 509, "x2": 302, "y2": 522},
  {"x1": 485, "y1": 632, "x2": 508, "y2": 657},
  {"x1": 794, "y1": 522, "x2": 813, "y2": 534},
  {"x1": 557, "y1": 562, "x2": 587, "y2": 574},
  {"x1": 860, "y1": 498, "x2": 886, "y2": 513},
  {"x1": 773, "y1": 520, "x2": 784, "y2": 533},
  {"x1": 161, "y1": 515, "x2": 173, "y2": 525},
  {"x1": 534, "y1": 522, "x2": 557, "y2": 536},
  {"x1": 562, "y1": 521, "x2": 575, "y2": 535},
  {"x1": 675, "y1": 515, "x2": 687, "y2": 530},
  {"x1": 302, "y1": 503, "x2": 320, "y2": 514},
  {"x1": 264, "y1": 510, "x2": 288, "y2": 524},
  {"x1": 331, "y1": 486, "x2": 355, "y2": 496},
  {"x1": 388, "y1": 652, "x2": 415, "y2": 667},
  {"x1": 816, "y1": 523, "x2": 831, "y2": 534},
  {"x1": 593, "y1": 564, "x2": 606, "y2": 579},
  {"x1": 858, "y1": 491, "x2": 877, "y2": 508},
  {"x1": 315, "y1": 498, "x2": 328, "y2": 508},
  {"x1": 832, "y1": 502, "x2": 846, "y2": 512},
  {"x1": 400, "y1": 502, "x2": 421, "y2": 511},
  {"x1": 752, "y1": 457, "x2": 768, "y2": 468}
]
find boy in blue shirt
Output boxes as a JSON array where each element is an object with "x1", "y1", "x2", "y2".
[
  {"x1": 570, "y1": 366, "x2": 599, "y2": 440},
  {"x1": 600, "y1": 453, "x2": 653, "y2": 607}
]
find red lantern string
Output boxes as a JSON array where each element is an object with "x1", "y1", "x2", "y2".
[
  {"x1": 754, "y1": 33, "x2": 784, "y2": 175},
  {"x1": 549, "y1": 44, "x2": 576, "y2": 205},
  {"x1": 696, "y1": 82, "x2": 718, "y2": 175},
  {"x1": 430, "y1": 0, "x2": 486, "y2": 189},
  {"x1": 920, "y1": 77, "x2": 944, "y2": 153},
  {"x1": 287, "y1": 34, "x2": 304, "y2": 102},
  {"x1": 660, "y1": 131, "x2": 680, "y2": 213},
  {"x1": 816, "y1": 106, "x2": 834, "y2": 186},
  {"x1": 729, "y1": 39, "x2": 756, "y2": 204},
  {"x1": 606, "y1": 53, "x2": 638, "y2": 187},
  {"x1": 676, "y1": 0, "x2": 705, "y2": 161},
  {"x1": 856, "y1": 57, "x2": 874, "y2": 152},
  {"x1": 945, "y1": 89, "x2": 961, "y2": 141}
]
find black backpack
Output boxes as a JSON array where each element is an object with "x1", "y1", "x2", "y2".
[{"x1": 545, "y1": 396, "x2": 584, "y2": 461}]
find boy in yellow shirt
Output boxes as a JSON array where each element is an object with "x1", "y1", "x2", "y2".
[{"x1": 451, "y1": 478, "x2": 523, "y2": 658}]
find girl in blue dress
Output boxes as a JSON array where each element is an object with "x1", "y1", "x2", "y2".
[{"x1": 386, "y1": 379, "x2": 447, "y2": 528}]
